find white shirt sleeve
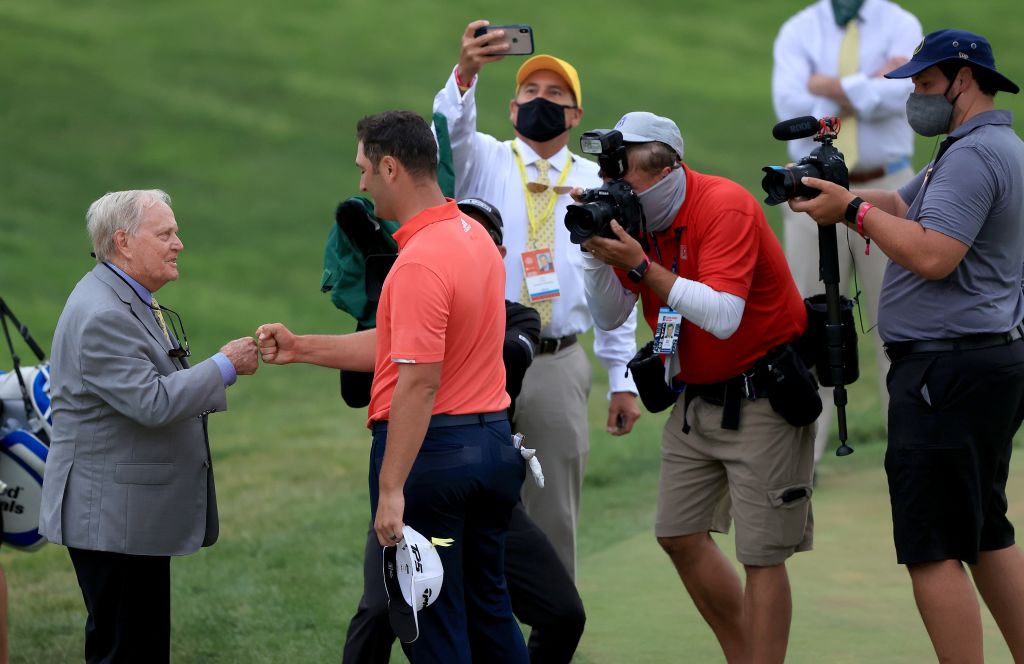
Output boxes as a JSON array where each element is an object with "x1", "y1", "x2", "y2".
[
  {"x1": 581, "y1": 252, "x2": 637, "y2": 330},
  {"x1": 432, "y1": 67, "x2": 507, "y2": 200},
  {"x1": 666, "y1": 278, "x2": 746, "y2": 340},
  {"x1": 581, "y1": 252, "x2": 639, "y2": 395}
]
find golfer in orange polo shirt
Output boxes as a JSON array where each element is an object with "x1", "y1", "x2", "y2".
[{"x1": 257, "y1": 110, "x2": 528, "y2": 663}]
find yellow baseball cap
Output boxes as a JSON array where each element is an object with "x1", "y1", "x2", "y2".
[{"x1": 515, "y1": 55, "x2": 583, "y2": 107}]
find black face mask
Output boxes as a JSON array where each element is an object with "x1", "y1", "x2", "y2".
[{"x1": 514, "y1": 97, "x2": 571, "y2": 142}]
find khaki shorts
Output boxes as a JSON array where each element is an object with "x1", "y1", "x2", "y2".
[{"x1": 655, "y1": 393, "x2": 815, "y2": 566}]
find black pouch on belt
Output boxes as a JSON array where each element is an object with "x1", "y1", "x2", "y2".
[
  {"x1": 801, "y1": 294, "x2": 860, "y2": 387},
  {"x1": 764, "y1": 344, "x2": 823, "y2": 427},
  {"x1": 626, "y1": 341, "x2": 681, "y2": 413}
]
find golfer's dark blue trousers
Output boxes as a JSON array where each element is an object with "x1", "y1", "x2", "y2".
[{"x1": 369, "y1": 417, "x2": 529, "y2": 664}]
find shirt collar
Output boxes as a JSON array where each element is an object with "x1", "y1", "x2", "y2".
[
  {"x1": 513, "y1": 137, "x2": 572, "y2": 172},
  {"x1": 950, "y1": 110, "x2": 1013, "y2": 139},
  {"x1": 392, "y1": 199, "x2": 462, "y2": 250},
  {"x1": 105, "y1": 262, "x2": 152, "y2": 303}
]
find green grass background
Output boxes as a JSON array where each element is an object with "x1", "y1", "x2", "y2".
[{"x1": 2, "y1": 0, "x2": 1024, "y2": 661}]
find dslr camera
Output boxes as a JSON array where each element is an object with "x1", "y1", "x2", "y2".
[
  {"x1": 760, "y1": 116, "x2": 849, "y2": 206},
  {"x1": 564, "y1": 129, "x2": 646, "y2": 244}
]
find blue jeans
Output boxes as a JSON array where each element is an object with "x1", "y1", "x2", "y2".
[{"x1": 369, "y1": 418, "x2": 528, "y2": 664}]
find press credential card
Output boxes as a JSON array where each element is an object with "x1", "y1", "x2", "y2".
[
  {"x1": 654, "y1": 307, "x2": 682, "y2": 356},
  {"x1": 521, "y1": 248, "x2": 560, "y2": 302}
]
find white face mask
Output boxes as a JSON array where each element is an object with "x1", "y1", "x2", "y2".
[{"x1": 637, "y1": 167, "x2": 686, "y2": 232}]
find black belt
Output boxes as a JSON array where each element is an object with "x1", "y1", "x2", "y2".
[
  {"x1": 371, "y1": 411, "x2": 507, "y2": 435},
  {"x1": 683, "y1": 356, "x2": 778, "y2": 432},
  {"x1": 884, "y1": 324, "x2": 1024, "y2": 362},
  {"x1": 537, "y1": 334, "x2": 577, "y2": 355}
]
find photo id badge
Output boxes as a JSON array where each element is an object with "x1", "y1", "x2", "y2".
[
  {"x1": 521, "y1": 248, "x2": 560, "y2": 302},
  {"x1": 654, "y1": 307, "x2": 682, "y2": 356}
]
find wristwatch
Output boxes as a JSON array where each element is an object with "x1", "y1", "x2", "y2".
[
  {"x1": 845, "y1": 196, "x2": 865, "y2": 223},
  {"x1": 627, "y1": 256, "x2": 651, "y2": 283}
]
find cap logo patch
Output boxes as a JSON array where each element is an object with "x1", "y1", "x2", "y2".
[
  {"x1": 913, "y1": 39, "x2": 924, "y2": 55},
  {"x1": 959, "y1": 52, "x2": 970, "y2": 60}
]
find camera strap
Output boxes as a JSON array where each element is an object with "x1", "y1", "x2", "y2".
[{"x1": 649, "y1": 227, "x2": 684, "y2": 276}]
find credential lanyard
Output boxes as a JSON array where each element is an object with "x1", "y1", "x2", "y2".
[
  {"x1": 650, "y1": 228, "x2": 685, "y2": 276},
  {"x1": 511, "y1": 144, "x2": 573, "y2": 239}
]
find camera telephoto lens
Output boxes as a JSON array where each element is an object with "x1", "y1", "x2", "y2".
[
  {"x1": 565, "y1": 201, "x2": 613, "y2": 244},
  {"x1": 760, "y1": 163, "x2": 822, "y2": 206}
]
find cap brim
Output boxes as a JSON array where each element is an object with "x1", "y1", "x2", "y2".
[
  {"x1": 382, "y1": 546, "x2": 419, "y2": 643},
  {"x1": 885, "y1": 59, "x2": 1020, "y2": 93},
  {"x1": 883, "y1": 59, "x2": 936, "y2": 80},
  {"x1": 618, "y1": 130, "x2": 654, "y2": 144}
]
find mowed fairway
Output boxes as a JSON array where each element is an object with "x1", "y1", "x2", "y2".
[{"x1": 2, "y1": 0, "x2": 1024, "y2": 661}]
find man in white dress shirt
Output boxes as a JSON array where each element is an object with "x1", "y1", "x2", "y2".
[
  {"x1": 432, "y1": 20, "x2": 640, "y2": 578},
  {"x1": 772, "y1": 0, "x2": 922, "y2": 463}
]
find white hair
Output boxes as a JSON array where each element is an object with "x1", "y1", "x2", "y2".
[{"x1": 87, "y1": 189, "x2": 171, "y2": 261}]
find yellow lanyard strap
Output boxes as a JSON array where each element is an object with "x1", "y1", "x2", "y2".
[{"x1": 511, "y1": 144, "x2": 574, "y2": 238}]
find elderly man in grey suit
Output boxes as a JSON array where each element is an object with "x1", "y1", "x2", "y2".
[{"x1": 38, "y1": 189, "x2": 258, "y2": 663}]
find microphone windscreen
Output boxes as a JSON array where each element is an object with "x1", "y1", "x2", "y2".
[{"x1": 772, "y1": 116, "x2": 819, "y2": 141}]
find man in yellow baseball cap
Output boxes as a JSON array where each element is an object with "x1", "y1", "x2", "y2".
[{"x1": 428, "y1": 18, "x2": 643, "y2": 664}]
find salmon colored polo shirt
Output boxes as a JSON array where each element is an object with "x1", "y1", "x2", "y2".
[{"x1": 368, "y1": 199, "x2": 510, "y2": 424}]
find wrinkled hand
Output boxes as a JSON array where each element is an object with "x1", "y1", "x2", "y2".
[
  {"x1": 582, "y1": 220, "x2": 646, "y2": 269},
  {"x1": 458, "y1": 20, "x2": 510, "y2": 83},
  {"x1": 607, "y1": 391, "x2": 641, "y2": 435},
  {"x1": 220, "y1": 337, "x2": 258, "y2": 375},
  {"x1": 256, "y1": 323, "x2": 297, "y2": 365},
  {"x1": 788, "y1": 176, "x2": 855, "y2": 226},
  {"x1": 374, "y1": 488, "x2": 406, "y2": 547}
]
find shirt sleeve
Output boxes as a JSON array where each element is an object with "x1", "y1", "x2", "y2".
[
  {"x1": 840, "y1": 13, "x2": 922, "y2": 121},
  {"x1": 898, "y1": 166, "x2": 928, "y2": 206},
  {"x1": 386, "y1": 262, "x2": 450, "y2": 364},
  {"x1": 581, "y1": 251, "x2": 638, "y2": 331},
  {"x1": 432, "y1": 67, "x2": 510, "y2": 200},
  {"x1": 772, "y1": 18, "x2": 818, "y2": 122},
  {"x1": 916, "y1": 146, "x2": 996, "y2": 247},
  {"x1": 211, "y1": 352, "x2": 237, "y2": 386}
]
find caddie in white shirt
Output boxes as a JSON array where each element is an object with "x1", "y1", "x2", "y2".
[{"x1": 432, "y1": 20, "x2": 640, "y2": 579}]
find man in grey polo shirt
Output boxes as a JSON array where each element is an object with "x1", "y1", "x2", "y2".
[{"x1": 791, "y1": 29, "x2": 1024, "y2": 662}]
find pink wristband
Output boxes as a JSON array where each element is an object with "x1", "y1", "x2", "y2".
[
  {"x1": 454, "y1": 66, "x2": 472, "y2": 91},
  {"x1": 856, "y1": 202, "x2": 875, "y2": 255}
]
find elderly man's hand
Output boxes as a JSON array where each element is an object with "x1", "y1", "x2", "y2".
[
  {"x1": 221, "y1": 337, "x2": 259, "y2": 375},
  {"x1": 788, "y1": 176, "x2": 856, "y2": 227},
  {"x1": 582, "y1": 220, "x2": 647, "y2": 270},
  {"x1": 458, "y1": 20, "x2": 510, "y2": 83}
]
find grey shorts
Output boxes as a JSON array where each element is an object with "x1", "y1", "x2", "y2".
[{"x1": 655, "y1": 394, "x2": 816, "y2": 566}]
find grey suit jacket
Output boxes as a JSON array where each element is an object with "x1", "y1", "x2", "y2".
[{"x1": 39, "y1": 264, "x2": 227, "y2": 556}]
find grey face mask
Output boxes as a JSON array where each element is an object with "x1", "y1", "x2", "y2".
[
  {"x1": 906, "y1": 78, "x2": 959, "y2": 137},
  {"x1": 637, "y1": 167, "x2": 686, "y2": 232}
]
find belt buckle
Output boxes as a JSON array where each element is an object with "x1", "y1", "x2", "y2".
[
  {"x1": 540, "y1": 337, "x2": 559, "y2": 354},
  {"x1": 741, "y1": 371, "x2": 756, "y2": 400}
]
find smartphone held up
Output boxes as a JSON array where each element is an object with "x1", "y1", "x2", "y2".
[{"x1": 474, "y1": 24, "x2": 535, "y2": 56}]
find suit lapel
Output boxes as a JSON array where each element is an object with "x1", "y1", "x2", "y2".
[{"x1": 92, "y1": 264, "x2": 172, "y2": 355}]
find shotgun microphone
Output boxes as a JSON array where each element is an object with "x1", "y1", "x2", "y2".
[{"x1": 772, "y1": 116, "x2": 820, "y2": 141}]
